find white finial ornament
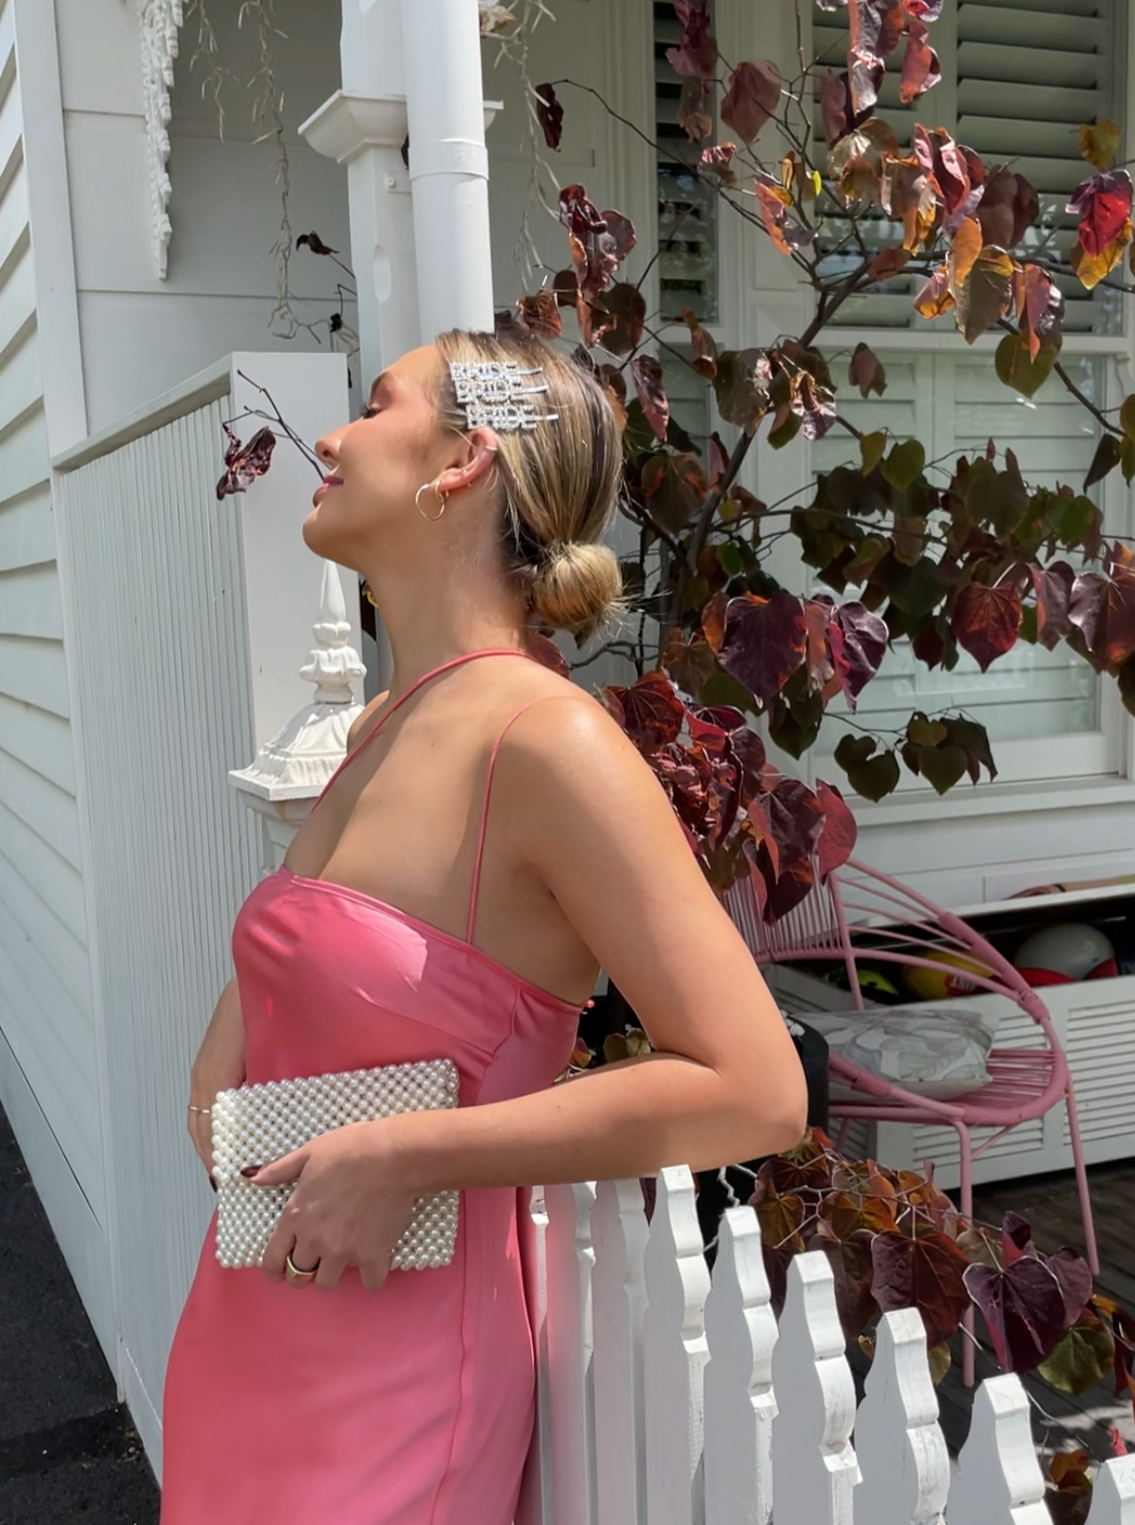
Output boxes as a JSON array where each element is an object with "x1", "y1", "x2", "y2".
[{"x1": 230, "y1": 561, "x2": 365, "y2": 804}]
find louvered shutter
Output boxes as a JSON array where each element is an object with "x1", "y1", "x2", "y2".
[
  {"x1": 813, "y1": 0, "x2": 1124, "y2": 332},
  {"x1": 654, "y1": 1, "x2": 720, "y2": 322}
]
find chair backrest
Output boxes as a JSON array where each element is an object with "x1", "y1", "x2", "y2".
[{"x1": 726, "y1": 858, "x2": 1061, "y2": 1044}]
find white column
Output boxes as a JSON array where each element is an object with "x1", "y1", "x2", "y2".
[
  {"x1": 400, "y1": 0, "x2": 496, "y2": 337},
  {"x1": 299, "y1": 0, "x2": 421, "y2": 393}
]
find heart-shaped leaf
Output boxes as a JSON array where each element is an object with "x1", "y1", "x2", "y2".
[
  {"x1": 860, "y1": 431, "x2": 887, "y2": 475},
  {"x1": 718, "y1": 593, "x2": 808, "y2": 707},
  {"x1": 899, "y1": 17, "x2": 940, "y2": 104},
  {"x1": 882, "y1": 439, "x2": 926, "y2": 490},
  {"x1": 603, "y1": 282, "x2": 647, "y2": 355},
  {"x1": 721, "y1": 59, "x2": 782, "y2": 143},
  {"x1": 535, "y1": 83, "x2": 564, "y2": 151},
  {"x1": 951, "y1": 581, "x2": 1022, "y2": 671},
  {"x1": 713, "y1": 349, "x2": 773, "y2": 433},
  {"x1": 919, "y1": 743, "x2": 968, "y2": 794},
  {"x1": 834, "y1": 735, "x2": 901, "y2": 801},
  {"x1": 1085, "y1": 433, "x2": 1123, "y2": 489},
  {"x1": 1080, "y1": 119, "x2": 1121, "y2": 172},
  {"x1": 1069, "y1": 567, "x2": 1135, "y2": 671},
  {"x1": 871, "y1": 1227, "x2": 971, "y2": 1349},
  {"x1": 829, "y1": 602, "x2": 889, "y2": 707},
  {"x1": 965, "y1": 1258, "x2": 1073, "y2": 1373},
  {"x1": 955, "y1": 246, "x2": 1015, "y2": 343},
  {"x1": 1029, "y1": 562, "x2": 1074, "y2": 648},
  {"x1": 995, "y1": 331, "x2": 1060, "y2": 399},
  {"x1": 631, "y1": 355, "x2": 669, "y2": 441},
  {"x1": 850, "y1": 343, "x2": 887, "y2": 398},
  {"x1": 815, "y1": 779, "x2": 858, "y2": 877}
]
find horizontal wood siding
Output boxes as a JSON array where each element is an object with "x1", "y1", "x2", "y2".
[
  {"x1": 54, "y1": 394, "x2": 262, "y2": 1451},
  {"x1": 0, "y1": 1, "x2": 104, "y2": 1232}
]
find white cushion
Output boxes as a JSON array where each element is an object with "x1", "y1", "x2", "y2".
[{"x1": 796, "y1": 1003, "x2": 1001, "y2": 1101}]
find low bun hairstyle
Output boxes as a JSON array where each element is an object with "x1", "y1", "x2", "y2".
[{"x1": 434, "y1": 329, "x2": 624, "y2": 644}]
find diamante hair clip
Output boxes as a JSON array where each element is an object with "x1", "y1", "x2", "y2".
[{"x1": 449, "y1": 360, "x2": 559, "y2": 432}]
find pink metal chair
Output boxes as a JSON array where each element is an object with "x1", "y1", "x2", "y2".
[{"x1": 726, "y1": 857, "x2": 1099, "y2": 1387}]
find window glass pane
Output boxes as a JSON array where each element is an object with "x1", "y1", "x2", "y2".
[{"x1": 810, "y1": 353, "x2": 1106, "y2": 750}]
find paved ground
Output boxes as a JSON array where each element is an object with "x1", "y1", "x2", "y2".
[{"x1": 0, "y1": 1107, "x2": 159, "y2": 1524}]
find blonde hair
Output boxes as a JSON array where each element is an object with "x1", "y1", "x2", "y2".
[{"x1": 434, "y1": 329, "x2": 624, "y2": 644}]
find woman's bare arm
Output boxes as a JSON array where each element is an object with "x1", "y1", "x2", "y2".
[{"x1": 386, "y1": 698, "x2": 806, "y2": 1188}]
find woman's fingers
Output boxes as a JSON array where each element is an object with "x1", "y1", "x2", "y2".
[
  {"x1": 358, "y1": 1252, "x2": 393, "y2": 1294},
  {"x1": 313, "y1": 1253, "x2": 350, "y2": 1291}
]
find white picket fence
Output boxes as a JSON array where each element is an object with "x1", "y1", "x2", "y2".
[{"x1": 516, "y1": 1166, "x2": 1135, "y2": 1525}]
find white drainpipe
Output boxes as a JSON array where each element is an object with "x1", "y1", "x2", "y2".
[{"x1": 400, "y1": 0, "x2": 497, "y2": 339}]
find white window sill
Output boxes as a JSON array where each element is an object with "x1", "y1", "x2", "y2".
[{"x1": 851, "y1": 775, "x2": 1135, "y2": 829}]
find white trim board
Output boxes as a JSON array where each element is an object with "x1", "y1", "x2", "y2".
[{"x1": 0, "y1": 1023, "x2": 116, "y2": 1376}]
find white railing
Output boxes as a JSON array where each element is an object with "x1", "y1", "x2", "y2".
[
  {"x1": 51, "y1": 350, "x2": 358, "y2": 1470},
  {"x1": 518, "y1": 1167, "x2": 1135, "y2": 1525}
]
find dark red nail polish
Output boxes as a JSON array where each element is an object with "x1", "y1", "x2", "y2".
[
  {"x1": 209, "y1": 1176, "x2": 218, "y2": 1193},
  {"x1": 240, "y1": 1165, "x2": 263, "y2": 1179}
]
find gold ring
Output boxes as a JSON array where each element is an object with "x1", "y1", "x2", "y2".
[{"x1": 285, "y1": 1252, "x2": 319, "y2": 1285}]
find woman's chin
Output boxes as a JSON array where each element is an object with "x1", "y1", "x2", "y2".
[{"x1": 301, "y1": 509, "x2": 345, "y2": 562}]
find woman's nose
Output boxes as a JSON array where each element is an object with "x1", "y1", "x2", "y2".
[{"x1": 314, "y1": 433, "x2": 340, "y2": 469}]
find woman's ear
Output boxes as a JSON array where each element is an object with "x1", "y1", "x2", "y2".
[{"x1": 435, "y1": 429, "x2": 499, "y2": 497}]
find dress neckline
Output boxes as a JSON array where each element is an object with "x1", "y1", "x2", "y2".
[{"x1": 274, "y1": 866, "x2": 583, "y2": 1015}]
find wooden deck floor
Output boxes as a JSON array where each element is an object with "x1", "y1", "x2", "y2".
[{"x1": 924, "y1": 1162, "x2": 1135, "y2": 1461}]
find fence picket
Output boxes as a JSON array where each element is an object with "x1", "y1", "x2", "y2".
[
  {"x1": 703, "y1": 1207, "x2": 778, "y2": 1525},
  {"x1": 516, "y1": 1187, "x2": 553, "y2": 1525},
  {"x1": 592, "y1": 1178, "x2": 649, "y2": 1525},
  {"x1": 946, "y1": 1374, "x2": 1048, "y2": 1524},
  {"x1": 853, "y1": 1309, "x2": 949, "y2": 1525},
  {"x1": 771, "y1": 1252, "x2": 859, "y2": 1525},
  {"x1": 1087, "y1": 1457, "x2": 1135, "y2": 1523},
  {"x1": 544, "y1": 1182, "x2": 600, "y2": 1525},
  {"x1": 643, "y1": 1166, "x2": 712, "y2": 1525}
]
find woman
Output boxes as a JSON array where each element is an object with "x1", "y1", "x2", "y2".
[{"x1": 161, "y1": 330, "x2": 805, "y2": 1524}]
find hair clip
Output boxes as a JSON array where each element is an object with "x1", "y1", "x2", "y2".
[{"x1": 449, "y1": 360, "x2": 560, "y2": 432}]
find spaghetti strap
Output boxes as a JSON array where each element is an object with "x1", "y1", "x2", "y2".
[
  {"x1": 313, "y1": 647, "x2": 532, "y2": 808},
  {"x1": 466, "y1": 694, "x2": 577, "y2": 945}
]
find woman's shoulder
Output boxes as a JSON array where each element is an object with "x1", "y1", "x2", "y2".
[{"x1": 346, "y1": 689, "x2": 391, "y2": 750}]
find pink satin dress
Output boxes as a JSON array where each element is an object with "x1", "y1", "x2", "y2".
[{"x1": 161, "y1": 650, "x2": 583, "y2": 1525}]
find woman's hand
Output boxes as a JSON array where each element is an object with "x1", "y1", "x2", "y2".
[
  {"x1": 250, "y1": 1122, "x2": 418, "y2": 1292},
  {"x1": 188, "y1": 980, "x2": 246, "y2": 1181}
]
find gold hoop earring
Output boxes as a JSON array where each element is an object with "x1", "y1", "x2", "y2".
[{"x1": 415, "y1": 481, "x2": 447, "y2": 522}]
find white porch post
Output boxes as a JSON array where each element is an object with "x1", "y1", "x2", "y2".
[
  {"x1": 301, "y1": 0, "x2": 499, "y2": 388},
  {"x1": 400, "y1": 0, "x2": 496, "y2": 337},
  {"x1": 300, "y1": 0, "x2": 421, "y2": 393}
]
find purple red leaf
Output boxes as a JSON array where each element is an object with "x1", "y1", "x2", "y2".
[
  {"x1": 631, "y1": 355, "x2": 670, "y2": 442},
  {"x1": 667, "y1": 0, "x2": 717, "y2": 80},
  {"x1": 718, "y1": 593, "x2": 809, "y2": 707},
  {"x1": 951, "y1": 581, "x2": 1022, "y2": 671},
  {"x1": 965, "y1": 1258, "x2": 1069, "y2": 1373},
  {"x1": 535, "y1": 84, "x2": 563, "y2": 152},
  {"x1": 720, "y1": 60, "x2": 782, "y2": 144},
  {"x1": 216, "y1": 425, "x2": 277, "y2": 500}
]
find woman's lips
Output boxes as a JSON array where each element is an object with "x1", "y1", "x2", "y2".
[{"x1": 312, "y1": 473, "x2": 343, "y2": 505}]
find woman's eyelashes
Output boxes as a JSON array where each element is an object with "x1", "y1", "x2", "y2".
[{"x1": 359, "y1": 404, "x2": 382, "y2": 420}]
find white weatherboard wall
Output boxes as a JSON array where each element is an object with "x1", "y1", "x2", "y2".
[
  {"x1": 53, "y1": 351, "x2": 352, "y2": 1469},
  {"x1": 55, "y1": 0, "x2": 352, "y2": 431},
  {"x1": 0, "y1": 0, "x2": 117, "y2": 1359}
]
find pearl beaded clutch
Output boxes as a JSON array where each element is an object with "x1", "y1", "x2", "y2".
[{"x1": 211, "y1": 1059, "x2": 460, "y2": 1273}]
